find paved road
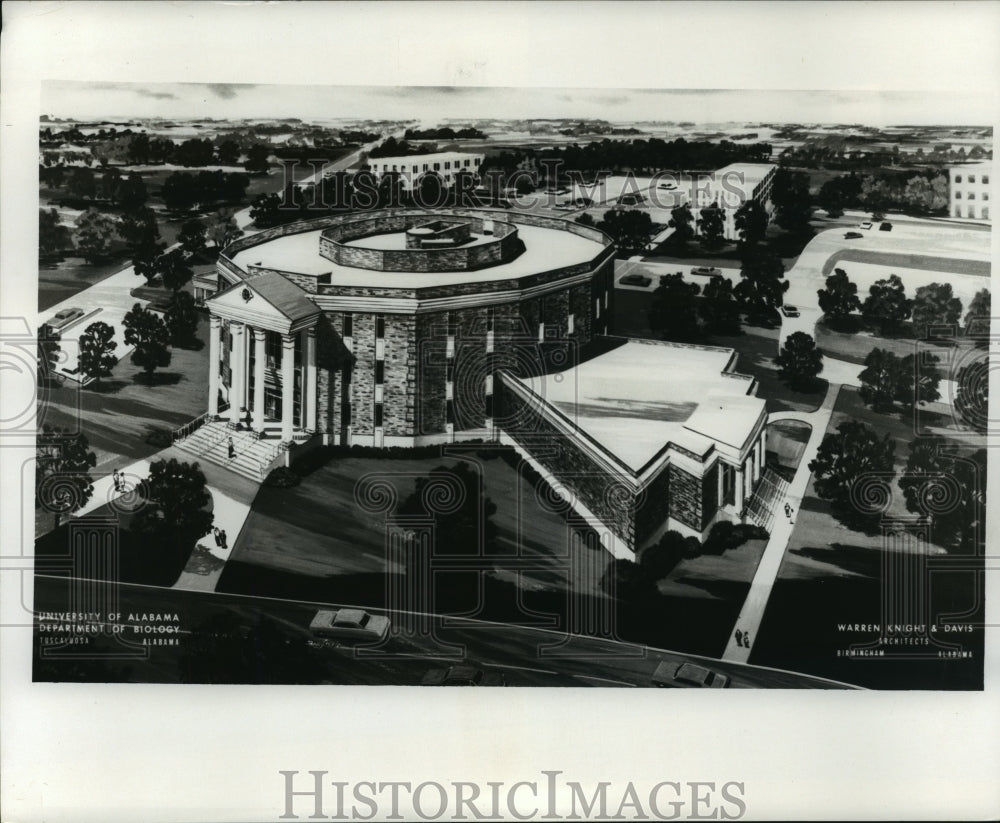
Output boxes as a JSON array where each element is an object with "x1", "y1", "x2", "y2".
[{"x1": 31, "y1": 575, "x2": 860, "y2": 688}]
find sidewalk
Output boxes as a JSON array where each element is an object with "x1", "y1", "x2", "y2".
[
  {"x1": 69, "y1": 446, "x2": 260, "y2": 593},
  {"x1": 722, "y1": 382, "x2": 841, "y2": 663}
]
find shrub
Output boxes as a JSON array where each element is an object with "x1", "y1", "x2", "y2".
[
  {"x1": 703, "y1": 521, "x2": 768, "y2": 554},
  {"x1": 145, "y1": 428, "x2": 173, "y2": 449},
  {"x1": 264, "y1": 466, "x2": 300, "y2": 488}
]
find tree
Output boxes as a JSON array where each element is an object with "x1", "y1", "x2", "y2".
[
  {"x1": 161, "y1": 172, "x2": 199, "y2": 212},
  {"x1": 208, "y1": 209, "x2": 243, "y2": 250},
  {"x1": 697, "y1": 203, "x2": 725, "y2": 249},
  {"x1": 174, "y1": 138, "x2": 215, "y2": 167},
  {"x1": 899, "y1": 440, "x2": 986, "y2": 550},
  {"x1": 698, "y1": 275, "x2": 742, "y2": 335},
  {"x1": 77, "y1": 321, "x2": 118, "y2": 386},
  {"x1": 73, "y1": 208, "x2": 116, "y2": 264},
  {"x1": 771, "y1": 169, "x2": 813, "y2": 235},
  {"x1": 964, "y1": 288, "x2": 991, "y2": 337},
  {"x1": 130, "y1": 458, "x2": 213, "y2": 550},
  {"x1": 127, "y1": 132, "x2": 151, "y2": 165},
  {"x1": 37, "y1": 323, "x2": 61, "y2": 384},
  {"x1": 666, "y1": 204, "x2": 694, "y2": 248},
  {"x1": 39, "y1": 208, "x2": 71, "y2": 261},
  {"x1": 156, "y1": 250, "x2": 194, "y2": 292},
  {"x1": 574, "y1": 212, "x2": 596, "y2": 227},
  {"x1": 955, "y1": 358, "x2": 988, "y2": 431},
  {"x1": 857, "y1": 348, "x2": 912, "y2": 411},
  {"x1": 911, "y1": 282, "x2": 963, "y2": 339},
  {"x1": 862, "y1": 274, "x2": 912, "y2": 336},
  {"x1": 117, "y1": 206, "x2": 161, "y2": 250},
  {"x1": 597, "y1": 209, "x2": 653, "y2": 253},
  {"x1": 35, "y1": 425, "x2": 96, "y2": 528},
  {"x1": 649, "y1": 273, "x2": 701, "y2": 342},
  {"x1": 775, "y1": 331, "x2": 823, "y2": 389},
  {"x1": 123, "y1": 303, "x2": 172, "y2": 379},
  {"x1": 165, "y1": 291, "x2": 199, "y2": 347},
  {"x1": 99, "y1": 167, "x2": 122, "y2": 202},
  {"x1": 216, "y1": 139, "x2": 241, "y2": 165},
  {"x1": 817, "y1": 179, "x2": 845, "y2": 217},
  {"x1": 817, "y1": 268, "x2": 861, "y2": 325},
  {"x1": 244, "y1": 144, "x2": 271, "y2": 175},
  {"x1": 249, "y1": 192, "x2": 283, "y2": 228},
  {"x1": 177, "y1": 217, "x2": 208, "y2": 259},
  {"x1": 733, "y1": 200, "x2": 768, "y2": 245},
  {"x1": 397, "y1": 463, "x2": 498, "y2": 556},
  {"x1": 734, "y1": 246, "x2": 788, "y2": 323},
  {"x1": 68, "y1": 167, "x2": 97, "y2": 200},
  {"x1": 809, "y1": 420, "x2": 896, "y2": 519},
  {"x1": 117, "y1": 172, "x2": 148, "y2": 213}
]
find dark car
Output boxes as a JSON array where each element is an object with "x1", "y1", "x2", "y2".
[
  {"x1": 652, "y1": 661, "x2": 730, "y2": 689},
  {"x1": 421, "y1": 665, "x2": 507, "y2": 687},
  {"x1": 620, "y1": 273, "x2": 652, "y2": 287},
  {"x1": 780, "y1": 304, "x2": 800, "y2": 318},
  {"x1": 690, "y1": 266, "x2": 722, "y2": 276},
  {"x1": 844, "y1": 231, "x2": 863, "y2": 239},
  {"x1": 879, "y1": 222, "x2": 893, "y2": 231}
]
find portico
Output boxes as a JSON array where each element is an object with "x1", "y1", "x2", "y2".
[{"x1": 205, "y1": 272, "x2": 321, "y2": 443}]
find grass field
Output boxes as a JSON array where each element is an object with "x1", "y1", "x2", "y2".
[{"x1": 749, "y1": 384, "x2": 986, "y2": 688}]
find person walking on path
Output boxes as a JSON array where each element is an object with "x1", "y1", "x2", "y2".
[
  {"x1": 212, "y1": 527, "x2": 222, "y2": 548},
  {"x1": 227, "y1": 437, "x2": 235, "y2": 459},
  {"x1": 735, "y1": 629, "x2": 744, "y2": 648},
  {"x1": 219, "y1": 529, "x2": 228, "y2": 549},
  {"x1": 112, "y1": 470, "x2": 121, "y2": 492}
]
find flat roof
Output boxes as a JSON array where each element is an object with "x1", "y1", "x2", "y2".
[
  {"x1": 230, "y1": 223, "x2": 607, "y2": 288},
  {"x1": 714, "y1": 162, "x2": 776, "y2": 186},
  {"x1": 343, "y1": 231, "x2": 492, "y2": 251},
  {"x1": 514, "y1": 339, "x2": 762, "y2": 473}
]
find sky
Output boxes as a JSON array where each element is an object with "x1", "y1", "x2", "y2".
[{"x1": 41, "y1": 82, "x2": 994, "y2": 128}]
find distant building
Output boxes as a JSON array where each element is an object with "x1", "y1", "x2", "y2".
[
  {"x1": 368, "y1": 151, "x2": 485, "y2": 191},
  {"x1": 691, "y1": 162, "x2": 778, "y2": 240},
  {"x1": 948, "y1": 162, "x2": 991, "y2": 221}
]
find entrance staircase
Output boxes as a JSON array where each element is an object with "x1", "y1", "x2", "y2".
[
  {"x1": 742, "y1": 468, "x2": 790, "y2": 534},
  {"x1": 173, "y1": 419, "x2": 304, "y2": 482}
]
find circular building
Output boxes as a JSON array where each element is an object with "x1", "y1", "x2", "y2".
[{"x1": 203, "y1": 208, "x2": 616, "y2": 448}]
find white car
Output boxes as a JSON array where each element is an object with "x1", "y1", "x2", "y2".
[
  {"x1": 308, "y1": 608, "x2": 390, "y2": 642},
  {"x1": 859, "y1": 221, "x2": 873, "y2": 230}
]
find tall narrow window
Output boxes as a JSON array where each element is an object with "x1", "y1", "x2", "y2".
[
  {"x1": 375, "y1": 360, "x2": 384, "y2": 384},
  {"x1": 343, "y1": 313, "x2": 353, "y2": 338},
  {"x1": 376, "y1": 315, "x2": 385, "y2": 338},
  {"x1": 374, "y1": 404, "x2": 383, "y2": 428}
]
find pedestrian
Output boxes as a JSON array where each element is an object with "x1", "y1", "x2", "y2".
[
  {"x1": 743, "y1": 632, "x2": 751, "y2": 649},
  {"x1": 112, "y1": 470, "x2": 121, "y2": 492},
  {"x1": 228, "y1": 436, "x2": 235, "y2": 459},
  {"x1": 219, "y1": 529, "x2": 228, "y2": 549},
  {"x1": 735, "y1": 629, "x2": 744, "y2": 648},
  {"x1": 212, "y1": 527, "x2": 222, "y2": 548},
  {"x1": 244, "y1": 409, "x2": 252, "y2": 430}
]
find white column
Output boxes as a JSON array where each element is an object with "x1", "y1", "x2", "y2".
[
  {"x1": 208, "y1": 315, "x2": 220, "y2": 417},
  {"x1": 717, "y1": 462, "x2": 725, "y2": 508},
  {"x1": 755, "y1": 437, "x2": 764, "y2": 481},
  {"x1": 304, "y1": 327, "x2": 317, "y2": 432},
  {"x1": 281, "y1": 333, "x2": 295, "y2": 442},
  {"x1": 229, "y1": 322, "x2": 244, "y2": 426},
  {"x1": 253, "y1": 328, "x2": 266, "y2": 433},
  {"x1": 735, "y1": 466, "x2": 745, "y2": 512}
]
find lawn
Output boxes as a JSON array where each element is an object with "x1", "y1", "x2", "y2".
[
  {"x1": 750, "y1": 385, "x2": 985, "y2": 689},
  {"x1": 814, "y1": 320, "x2": 975, "y2": 366},
  {"x1": 821, "y1": 248, "x2": 991, "y2": 278},
  {"x1": 39, "y1": 313, "x2": 210, "y2": 466},
  {"x1": 216, "y1": 447, "x2": 770, "y2": 657}
]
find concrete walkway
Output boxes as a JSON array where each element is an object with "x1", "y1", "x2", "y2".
[
  {"x1": 722, "y1": 381, "x2": 841, "y2": 663},
  {"x1": 69, "y1": 447, "x2": 259, "y2": 593}
]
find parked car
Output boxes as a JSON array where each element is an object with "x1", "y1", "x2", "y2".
[
  {"x1": 844, "y1": 231, "x2": 863, "y2": 239},
  {"x1": 421, "y1": 665, "x2": 507, "y2": 687},
  {"x1": 859, "y1": 221, "x2": 873, "y2": 230},
  {"x1": 308, "y1": 608, "x2": 390, "y2": 642},
  {"x1": 652, "y1": 661, "x2": 730, "y2": 689},
  {"x1": 690, "y1": 266, "x2": 722, "y2": 277},
  {"x1": 47, "y1": 307, "x2": 84, "y2": 331},
  {"x1": 879, "y1": 222, "x2": 893, "y2": 231},
  {"x1": 780, "y1": 304, "x2": 801, "y2": 318},
  {"x1": 620, "y1": 273, "x2": 652, "y2": 287}
]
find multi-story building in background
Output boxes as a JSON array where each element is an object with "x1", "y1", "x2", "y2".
[{"x1": 949, "y1": 162, "x2": 991, "y2": 221}]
